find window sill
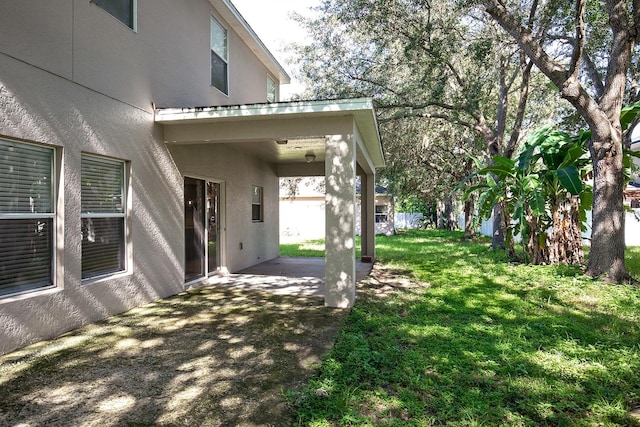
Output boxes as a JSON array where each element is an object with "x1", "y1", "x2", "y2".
[
  {"x1": 0, "y1": 286, "x2": 61, "y2": 305},
  {"x1": 81, "y1": 269, "x2": 132, "y2": 286},
  {"x1": 211, "y1": 85, "x2": 229, "y2": 97}
]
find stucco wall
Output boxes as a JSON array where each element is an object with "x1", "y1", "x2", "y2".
[
  {"x1": 168, "y1": 144, "x2": 280, "y2": 273},
  {"x1": 0, "y1": 53, "x2": 184, "y2": 355},
  {"x1": 0, "y1": 0, "x2": 287, "y2": 355},
  {"x1": 0, "y1": 0, "x2": 279, "y2": 110}
]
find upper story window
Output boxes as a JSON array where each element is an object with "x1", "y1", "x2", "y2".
[
  {"x1": 0, "y1": 139, "x2": 55, "y2": 297},
  {"x1": 267, "y1": 77, "x2": 276, "y2": 103},
  {"x1": 92, "y1": 0, "x2": 137, "y2": 30},
  {"x1": 81, "y1": 154, "x2": 127, "y2": 280},
  {"x1": 211, "y1": 16, "x2": 229, "y2": 95}
]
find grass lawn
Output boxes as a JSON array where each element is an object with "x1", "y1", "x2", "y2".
[
  {"x1": 280, "y1": 237, "x2": 362, "y2": 259},
  {"x1": 285, "y1": 230, "x2": 640, "y2": 426}
]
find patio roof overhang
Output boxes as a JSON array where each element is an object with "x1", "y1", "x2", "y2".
[
  {"x1": 155, "y1": 98, "x2": 384, "y2": 308},
  {"x1": 154, "y1": 98, "x2": 385, "y2": 175}
]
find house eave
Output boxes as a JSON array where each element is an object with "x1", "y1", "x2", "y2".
[{"x1": 155, "y1": 98, "x2": 385, "y2": 169}]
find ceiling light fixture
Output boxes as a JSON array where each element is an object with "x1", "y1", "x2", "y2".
[
  {"x1": 305, "y1": 153, "x2": 316, "y2": 163},
  {"x1": 276, "y1": 139, "x2": 288, "y2": 145}
]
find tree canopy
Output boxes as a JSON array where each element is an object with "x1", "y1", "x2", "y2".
[{"x1": 289, "y1": 0, "x2": 640, "y2": 281}]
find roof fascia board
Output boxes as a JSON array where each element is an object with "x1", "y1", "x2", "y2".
[
  {"x1": 354, "y1": 123, "x2": 376, "y2": 175},
  {"x1": 155, "y1": 98, "x2": 376, "y2": 122}
]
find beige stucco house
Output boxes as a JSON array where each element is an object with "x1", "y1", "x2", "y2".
[{"x1": 0, "y1": 0, "x2": 384, "y2": 355}]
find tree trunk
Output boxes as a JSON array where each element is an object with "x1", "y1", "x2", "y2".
[
  {"x1": 438, "y1": 196, "x2": 456, "y2": 231},
  {"x1": 464, "y1": 197, "x2": 475, "y2": 239},
  {"x1": 549, "y1": 193, "x2": 584, "y2": 265},
  {"x1": 436, "y1": 201, "x2": 444, "y2": 229},
  {"x1": 445, "y1": 198, "x2": 456, "y2": 231},
  {"x1": 495, "y1": 201, "x2": 516, "y2": 257},
  {"x1": 525, "y1": 206, "x2": 549, "y2": 265},
  {"x1": 480, "y1": 0, "x2": 635, "y2": 282},
  {"x1": 491, "y1": 203, "x2": 505, "y2": 249},
  {"x1": 586, "y1": 137, "x2": 628, "y2": 281}
]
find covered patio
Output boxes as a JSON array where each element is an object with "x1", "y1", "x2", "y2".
[
  {"x1": 203, "y1": 256, "x2": 373, "y2": 297},
  {"x1": 155, "y1": 98, "x2": 384, "y2": 308}
]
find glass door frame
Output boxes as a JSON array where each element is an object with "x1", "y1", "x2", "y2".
[
  {"x1": 207, "y1": 181, "x2": 222, "y2": 275},
  {"x1": 183, "y1": 176, "x2": 226, "y2": 284}
]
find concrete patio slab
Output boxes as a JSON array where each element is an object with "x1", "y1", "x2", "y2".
[{"x1": 203, "y1": 257, "x2": 373, "y2": 297}]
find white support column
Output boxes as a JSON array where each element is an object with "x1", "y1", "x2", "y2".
[
  {"x1": 325, "y1": 133, "x2": 356, "y2": 308},
  {"x1": 360, "y1": 173, "x2": 376, "y2": 262}
]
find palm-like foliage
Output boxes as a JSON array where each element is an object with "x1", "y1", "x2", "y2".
[
  {"x1": 463, "y1": 126, "x2": 590, "y2": 264},
  {"x1": 463, "y1": 101, "x2": 640, "y2": 265}
]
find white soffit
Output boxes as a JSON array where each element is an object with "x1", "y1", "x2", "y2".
[
  {"x1": 210, "y1": 0, "x2": 291, "y2": 84},
  {"x1": 155, "y1": 98, "x2": 385, "y2": 168}
]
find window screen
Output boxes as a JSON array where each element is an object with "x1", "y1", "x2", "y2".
[
  {"x1": 252, "y1": 186, "x2": 263, "y2": 222},
  {"x1": 81, "y1": 154, "x2": 126, "y2": 280},
  {"x1": 93, "y1": 0, "x2": 135, "y2": 29},
  {"x1": 0, "y1": 139, "x2": 54, "y2": 296},
  {"x1": 375, "y1": 205, "x2": 388, "y2": 223},
  {"x1": 211, "y1": 16, "x2": 229, "y2": 94},
  {"x1": 267, "y1": 77, "x2": 276, "y2": 102}
]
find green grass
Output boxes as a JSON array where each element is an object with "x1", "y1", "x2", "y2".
[
  {"x1": 280, "y1": 237, "x2": 362, "y2": 259},
  {"x1": 280, "y1": 239, "x2": 326, "y2": 257},
  {"x1": 285, "y1": 230, "x2": 640, "y2": 426}
]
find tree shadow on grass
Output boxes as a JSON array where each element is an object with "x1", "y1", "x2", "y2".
[
  {"x1": 294, "y1": 233, "x2": 640, "y2": 426},
  {"x1": 0, "y1": 286, "x2": 349, "y2": 426}
]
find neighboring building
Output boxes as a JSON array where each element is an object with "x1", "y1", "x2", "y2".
[
  {"x1": 360, "y1": 184, "x2": 395, "y2": 237},
  {"x1": 0, "y1": 0, "x2": 384, "y2": 355},
  {"x1": 280, "y1": 178, "x2": 394, "y2": 243}
]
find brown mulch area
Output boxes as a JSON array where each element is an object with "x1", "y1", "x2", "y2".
[{"x1": 0, "y1": 285, "x2": 351, "y2": 427}]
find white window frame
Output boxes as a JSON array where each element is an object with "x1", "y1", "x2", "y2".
[
  {"x1": 210, "y1": 16, "x2": 229, "y2": 95},
  {"x1": 80, "y1": 153, "x2": 128, "y2": 282},
  {"x1": 91, "y1": 0, "x2": 138, "y2": 32},
  {"x1": 375, "y1": 205, "x2": 388, "y2": 223},
  {"x1": 267, "y1": 76, "x2": 277, "y2": 103},
  {"x1": 252, "y1": 185, "x2": 264, "y2": 222},
  {"x1": 0, "y1": 139, "x2": 56, "y2": 298}
]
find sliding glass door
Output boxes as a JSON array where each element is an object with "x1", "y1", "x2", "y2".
[
  {"x1": 184, "y1": 177, "x2": 223, "y2": 282},
  {"x1": 184, "y1": 177, "x2": 205, "y2": 281},
  {"x1": 207, "y1": 182, "x2": 221, "y2": 274}
]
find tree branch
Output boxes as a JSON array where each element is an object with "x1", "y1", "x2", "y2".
[
  {"x1": 481, "y1": 0, "x2": 567, "y2": 88},
  {"x1": 377, "y1": 110, "x2": 477, "y2": 132},
  {"x1": 568, "y1": 0, "x2": 586, "y2": 81},
  {"x1": 545, "y1": 33, "x2": 606, "y2": 97},
  {"x1": 445, "y1": 60, "x2": 466, "y2": 90},
  {"x1": 581, "y1": 51, "x2": 606, "y2": 98},
  {"x1": 480, "y1": 0, "x2": 604, "y2": 131},
  {"x1": 506, "y1": 60, "x2": 534, "y2": 158},
  {"x1": 599, "y1": 0, "x2": 635, "y2": 118}
]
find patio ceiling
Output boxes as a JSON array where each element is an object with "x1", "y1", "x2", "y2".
[{"x1": 216, "y1": 137, "x2": 328, "y2": 164}]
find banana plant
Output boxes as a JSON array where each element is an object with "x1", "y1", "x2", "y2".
[
  {"x1": 517, "y1": 126, "x2": 591, "y2": 264},
  {"x1": 459, "y1": 126, "x2": 590, "y2": 264},
  {"x1": 459, "y1": 101, "x2": 640, "y2": 264}
]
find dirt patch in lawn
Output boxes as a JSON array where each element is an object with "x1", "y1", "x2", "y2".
[{"x1": 0, "y1": 285, "x2": 349, "y2": 426}]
